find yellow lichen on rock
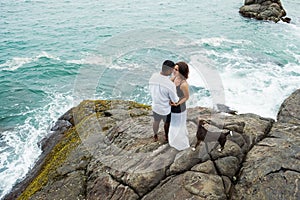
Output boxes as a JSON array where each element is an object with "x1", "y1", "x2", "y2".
[
  {"x1": 128, "y1": 101, "x2": 151, "y2": 110},
  {"x1": 17, "y1": 127, "x2": 81, "y2": 199}
]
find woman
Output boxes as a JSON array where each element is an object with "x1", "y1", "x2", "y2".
[{"x1": 168, "y1": 62, "x2": 190, "y2": 150}]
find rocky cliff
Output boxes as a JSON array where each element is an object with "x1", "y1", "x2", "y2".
[{"x1": 4, "y1": 90, "x2": 300, "y2": 200}]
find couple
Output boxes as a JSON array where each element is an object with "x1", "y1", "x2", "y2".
[{"x1": 149, "y1": 60, "x2": 190, "y2": 151}]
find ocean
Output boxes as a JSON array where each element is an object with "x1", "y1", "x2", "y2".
[{"x1": 0, "y1": 0, "x2": 299, "y2": 198}]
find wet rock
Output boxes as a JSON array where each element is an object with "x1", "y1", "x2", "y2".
[
  {"x1": 215, "y1": 104, "x2": 238, "y2": 115},
  {"x1": 239, "y1": 0, "x2": 291, "y2": 23},
  {"x1": 277, "y1": 89, "x2": 300, "y2": 124},
  {"x1": 51, "y1": 119, "x2": 72, "y2": 134}
]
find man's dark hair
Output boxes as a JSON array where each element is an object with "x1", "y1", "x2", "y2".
[{"x1": 162, "y1": 60, "x2": 175, "y2": 72}]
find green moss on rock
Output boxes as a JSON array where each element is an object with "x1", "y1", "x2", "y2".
[
  {"x1": 16, "y1": 100, "x2": 150, "y2": 199},
  {"x1": 128, "y1": 101, "x2": 151, "y2": 110},
  {"x1": 72, "y1": 100, "x2": 112, "y2": 124},
  {"x1": 17, "y1": 128, "x2": 81, "y2": 199}
]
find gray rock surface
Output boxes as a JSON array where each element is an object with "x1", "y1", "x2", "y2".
[
  {"x1": 4, "y1": 90, "x2": 300, "y2": 200},
  {"x1": 232, "y1": 89, "x2": 300, "y2": 199}
]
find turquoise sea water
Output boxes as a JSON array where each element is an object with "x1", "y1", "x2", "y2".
[{"x1": 0, "y1": 0, "x2": 299, "y2": 198}]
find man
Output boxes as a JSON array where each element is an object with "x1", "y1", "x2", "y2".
[{"x1": 149, "y1": 60, "x2": 179, "y2": 142}]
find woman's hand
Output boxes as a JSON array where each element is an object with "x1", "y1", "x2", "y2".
[{"x1": 170, "y1": 101, "x2": 177, "y2": 106}]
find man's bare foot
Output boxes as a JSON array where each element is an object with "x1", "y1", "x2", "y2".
[{"x1": 153, "y1": 134, "x2": 158, "y2": 142}]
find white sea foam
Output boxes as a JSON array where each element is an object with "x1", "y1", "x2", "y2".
[
  {"x1": 0, "y1": 92, "x2": 74, "y2": 199},
  {"x1": 0, "y1": 51, "x2": 60, "y2": 71},
  {"x1": 67, "y1": 55, "x2": 145, "y2": 72},
  {"x1": 285, "y1": 48, "x2": 300, "y2": 64},
  {"x1": 66, "y1": 55, "x2": 110, "y2": 65},
  {"x1": 202, "y1": 49, "x2": 300, "y2": 118},
  {"x1": 110, "y1": 63, "x2": 142, "y2": 70},
  {"x1": 288, "y1": 20, "x2": 300, "y2": 38},
  {"x1": 196, "y1": 37, "x2": 252, "y2": 47}
]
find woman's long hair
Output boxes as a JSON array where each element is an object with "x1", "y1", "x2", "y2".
[{"x1": 176, "y1": 62, "x2": 189, "y2": 79}]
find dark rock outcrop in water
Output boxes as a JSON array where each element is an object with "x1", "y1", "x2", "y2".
[
  {"x1": 4, "y1": 90, "x2": 300, "y2": 200},
  {"x1": 239, "y1": 0, "x2": 291, "y2": 23}
]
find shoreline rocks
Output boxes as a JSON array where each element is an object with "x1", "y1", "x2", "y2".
[
  {"x1": 4, "y1": 90, "x2": 300, "y2": 200},
  {"x1": 232, "y1": 89, "x2": 300, "y2": 199},
  {"x1": 239, "y1": 0, "x2": 291, "y2": 23}
]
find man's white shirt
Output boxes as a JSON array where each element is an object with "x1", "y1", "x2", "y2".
[{"x1": 149, "y1": 73, "x2": 179, "y2": 115}]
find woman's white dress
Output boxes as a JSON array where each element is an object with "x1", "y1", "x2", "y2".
[{"x1": 168, "y1": 110, "x2": 190, "y2": 150}]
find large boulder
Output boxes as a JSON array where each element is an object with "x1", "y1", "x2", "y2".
[
  {"x1": 4, "y1": 89, "x2": 300, "y2": 199},
  {"x1": 239, "y1": 0, "x2": 291, "y2": 23},
  {"x1": 232, "y1": 89, "x2": 300, "y2": 199},
  {"x1": 277, "y1": 89, "x2": 300, "y2": 124}
]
